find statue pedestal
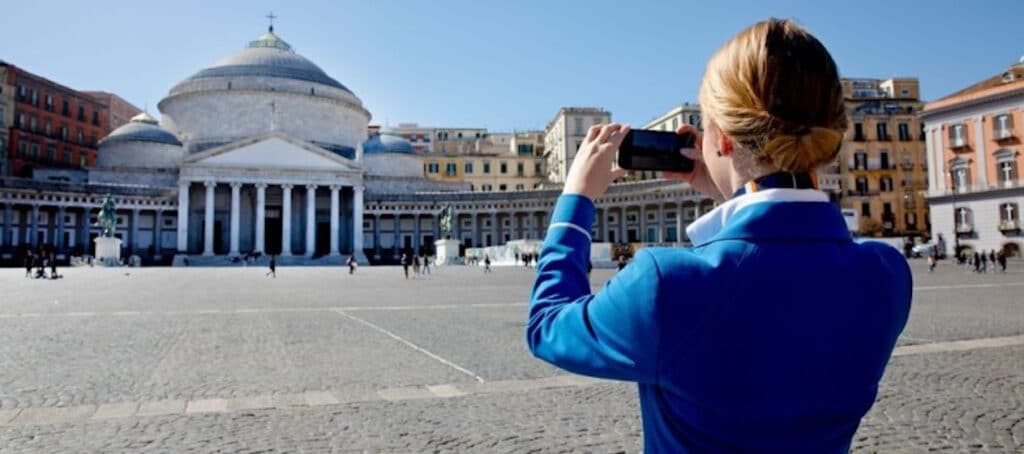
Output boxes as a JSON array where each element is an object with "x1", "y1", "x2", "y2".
[
  {"x1": 434, "y1": 238, "x2": 461, "y2": 265},
  {"x1": 93, "y1": 237, "x2": 123, "y2": 267}
]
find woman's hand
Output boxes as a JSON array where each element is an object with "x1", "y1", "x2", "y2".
[
  {"x1": 562, "y1": 123, "x2": 630, "y2": 201},
  {"x1": 662, "y1": 124, "x2": 725, "y2": 202}
]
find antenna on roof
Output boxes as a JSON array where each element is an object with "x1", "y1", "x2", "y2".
[{"x1": 266, "y1": 12, "x2": 277, "y2": 33}]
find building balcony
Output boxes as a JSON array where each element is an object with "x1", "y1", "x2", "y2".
[
  {"x1": 878, "y1": 134, "x2": 892, "y2": 142},
  {"x1": 999, "y1": 219, "x2": 1020, "y2": 233},
  {"x1": 994, "y1": 128, "x2": 1015, "y2": 140},
  {"x1": 956, "y1": 223, "x2": 974, "y2": 234},
  {"x1": 852, "y1": 134, "x2": 867, "y2": 142},
  {"x1": 950, "y1": 136, "x2": 968, "y2": 149}
]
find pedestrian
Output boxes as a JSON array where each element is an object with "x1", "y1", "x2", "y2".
[
  {"x1": 421, "y1": 254, "x2": 431, "y2": 275},
  {"x1": 981, "y1": 251, "x2": 988, "y2": 273},
  {"x1": 400, "y1": 253, "x2": 410, "y2": 279},
  {"x1": 24, "y1": 250, "x2": 33, "y2": 278},
  {"x1": 515, "y1": 252, "x2": 520, "y2": 265},
  {"x1": 266, "y1": 255, "x2": 276, "y2": 278},
  {"x1": 35, "y1": 251, "x2": 47, "y2": 279},
  {"x1": 997, "y1": 250, "x2": 1007, "y2": 273},
  {"x1": 989, "y1": 250, "x2": 997, "y2": 271},
  {"x1": 617, "y1": 255, "x2": 627, "y2": 271},
  {"x1": 49, "y1": 251, "x2": 58, "y2": 279},
  {"x1": 526, "y1": 20, "x2": 912, "y2": 451},
  {"x1": 484, "y1": 255, "x2": 491, "y2": 273},
  {"x1": 927, "y1": 250, "x2": 936, "y2": 273},
  {"x1": 974, "y1": 252, "x2": 981, "y2": 273},
  {"x1": 347, "y1": 255, "x2": 357, "y2": 274},
  {"x1": 413, "y1": 254, "x2": 421, "y2": 278}
]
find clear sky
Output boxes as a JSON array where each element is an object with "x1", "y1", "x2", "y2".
[{"x1": 2, "y1": 0, "x2": 1022, "y2": 131}]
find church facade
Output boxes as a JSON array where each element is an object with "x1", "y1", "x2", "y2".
[{"x1": 0, "y1": 28, "x2": 713, "y2": 266}]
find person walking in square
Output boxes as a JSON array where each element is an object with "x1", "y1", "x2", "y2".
[
  {"x1": 347, "y1": 255, "x2": 357, "y2": 274},
  {"x1": 981, "y1": 251, "x2": 988, "y2": 273},
  {"x1": 483, "y1": 255, "x2": 491, "y2": 273},
  {"x1": 400, "y1": 253, "x2": 410, "y2": 279},
  {"x1": 927, "y1": 249, "x2": 937, "y2": 273},
  {"x1": 998, "y1": 250, "x2": 1008, "y2": 273},
  {"x1": 526, "y1": 19, "x2": 911, "y2": 452},
  {"x1": 974, "y1": 251, "x2": 981, "y2": 273},
  {"x1": 49, "y1": 251, "x2": 58, "y2": 279},
  {"x1": 412, "y1": 254, "x2": 421, "y2": 278},
  {"x1": 989, "y1": 250, "x2": 997, "y2": 272},
  {"x1": 266, "y1": 255, "x2": 276, "y2": 278},
  {"x1": 24, "y1": 250, "x2": 33, "y2": 278},
  {"x1": 617, "y1": 255, "x2": 627, "y2": 271},
  {"x1": 421, "y1": 254, "x2": 431, "y2": 275}
]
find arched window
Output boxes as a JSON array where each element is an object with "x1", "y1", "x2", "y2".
[
  {"x1": 949, "y1": 157, "x2": 970, "y2": 192},
  {"x1": 999, "y1": 202, "x2": 1020, "y2": 232},
  {"x1": 993, "y1": 149, "x2": 1018, "y2": 188},
  {"x1": 955, "y1": 207, "x2": 974, "y2": 233}
]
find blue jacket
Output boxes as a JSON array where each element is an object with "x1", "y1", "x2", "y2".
[{"x1": 528, "y1": 194, "x2": 911, "y2": 453}]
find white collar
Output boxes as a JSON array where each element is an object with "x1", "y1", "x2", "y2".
[{"x1": 685, "y1": 188, "x2": 830, "y2": 245}]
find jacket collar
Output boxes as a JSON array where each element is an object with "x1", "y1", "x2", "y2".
[{"x1": 686, "y1": 189, "x2": 851, "y2": 247}]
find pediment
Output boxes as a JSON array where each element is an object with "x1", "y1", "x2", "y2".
[{"x1": 184, "y1": 133, "x2": 359, "y2": 172}]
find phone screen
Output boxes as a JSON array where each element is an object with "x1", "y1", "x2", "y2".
[{"x1": 617, "y1": 129, "x2": 696, "y2": 172}]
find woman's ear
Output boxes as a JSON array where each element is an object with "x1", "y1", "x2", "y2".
[{"x1": 718, "y1": 134, "x2": 734, "y2": 157}]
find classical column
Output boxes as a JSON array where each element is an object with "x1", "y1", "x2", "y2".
[
  {"x1": 392, "y1": 213, "x2": 401, "y2": 257},
  {"x1": 177, "y1": 182, "x2": 190, "y2": 253},
  {"x1": 412, "y1": 213, "x2": 421, "y2": 253},
  {"x1": 130, "y1": 208, "x2": 140, "y2": 254},
  {"x1": 154, "y1": 209, "x2": 164, "y2": 255},
  {"x1": 373, "y1": 213, "x2": 381, "y2": 257},
  {"x1": 639, "y1": 205, "x2": 648, "y2": 242},
  {"x1": 281, "y1": 184, "x2": 293, "y2": 256},
  {"x1": 1, "y1": 203, "x2": 11, "y2": 249},
  {"x1": 30, "y1": 204, "x2": 39, "y2": 247},
  {"x1": 695, "y1": 202, "x2": 703, "y2": 219},
  {"x1": 305, "y1": 185, "x2": 317, "y2": 256},
  {"x1": 56, "y1": 205, "x2": 66, "y2": 250},
  {"x1": 675, "y1": 203, "x2": 684, "y2": 243},
  {"x1": 471, "y1": 212, "x2": 479, "y2": 247},
  {"x1": 353, "y1": 186, "x2": 365, "y2": 254},
  {"x1": 432, "y1": 212, "x2": 440, "y2": 242},
  {"x1": 229, "y1": 182, "x2": 242, "y2": 256},
  {"x1": 618, "y1": 207, "x2": 626, "y2": 243},
  {"x1": 329, "y1": 185, "x2": 340, "y2": 255},
  {"x1": 490, "y1": 212, "x2": 498, "y2": 246},
  {"x1": 535, "y1": 212, "x2": 544, "y2": 239},
  {"x1": 203, "y1": 181, "x2": 216, "y2": 256},
  {"x1": 511, "y1": 212, "x2": 520, "y2": 241},
  {"x1": 79, "y1": 207, "x2": 90, "y2": 251},
  {"x1": 657, "y1": 204, "x2": 665, "y2": 243},
  {"x1": 255, "y1": 184, "x2": 266, "y2": 254},
  {"x1": 601, "y1": 208, "x2": 610, "y2": 243},
  {"x1": 452, "y1": 209, "x2": 461, "y2": 241}
]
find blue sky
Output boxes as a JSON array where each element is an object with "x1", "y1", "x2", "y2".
[{"x1": 2, "y1": 0, "x2": 1021, "y2": 131}]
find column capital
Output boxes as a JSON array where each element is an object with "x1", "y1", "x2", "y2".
[
  {"x1": 281, "y1": 183, "x2": 294, "y2": 190},
  {"x1": 229, "y1": 181, "x2": 244, "y2": 189},
  {"x1": 254, "y1": 183, "x2": 268, "y2": 189},
  {"x1": 354, "y1": 185, "x2": 365, "y2": 193},
  {"x1": 203, "y1": 180, "x2": 217, "y2": 188},
  {"x1": 329, "y1": 185, "x2": 342, "y2": 191},
  {"x1": 305, "y1": 184, "x2": 318, "y2": 191}
]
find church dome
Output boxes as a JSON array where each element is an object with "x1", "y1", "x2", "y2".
[
  {"x1": 172, "y1": 29, "x2": 350, "y2": 94},
  {"x1": 363, "y1": 130, "x2": 416, "y2": 155},
  {"x1": 99, "y1": 112, "x2": 182, "y2": 147}
]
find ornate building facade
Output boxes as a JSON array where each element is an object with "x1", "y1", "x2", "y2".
[{"x1": 0, "y1": 28, "x2": 714, "y2": 267}]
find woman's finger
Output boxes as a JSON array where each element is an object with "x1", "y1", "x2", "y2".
[
  {"x1": 596, "y1": 123, "x2": 622, "y2": 143},
  {"x1": 586, "y1": 124, "x2": 602, "y2": 142},
  {"x1": 610, "y1": 166, "x2": 628, "y2": 181},
  {"x1": 608, "y1": 124, "x2": 631, "y2": 149},
  {"x1": 680, "y1": 147, "x2": 703, "y2": 161}
]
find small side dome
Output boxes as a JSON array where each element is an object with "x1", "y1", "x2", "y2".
[
  {"x1": 363, "y1": 129, "x2": 415, "y2": 155},
  {"x1": 100, "y1": 113, "x2": 182, "y2": 147}
]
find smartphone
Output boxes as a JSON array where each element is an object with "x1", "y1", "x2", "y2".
[{"x1": 617, "y1": 129, "x2": 696, "y2": 172}]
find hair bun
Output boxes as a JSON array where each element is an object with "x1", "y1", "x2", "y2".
[{"x1": 763, "y1": 126, "x2": 842, "y2": 173}]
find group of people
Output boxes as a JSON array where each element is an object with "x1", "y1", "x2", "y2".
[
  {"x1": 514, "y1": 253, "x2": 536, "y2": 267},
  {"x1": 399, "y1": 253, "x2": 433, "y2": 279},
  {"x1": 23, "y1": 249, "x2": 62, "y2": 280},
  {"x1": 958, "y1": 249, "x2": 1009, "y2": 273}
]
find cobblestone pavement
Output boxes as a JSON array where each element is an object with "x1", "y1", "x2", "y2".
[{"x1": 0, "y1": 260, "x2": 1021, "y2": 452}]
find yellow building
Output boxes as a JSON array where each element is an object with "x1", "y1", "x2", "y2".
[
  {"x1": 839, "y1": 77, "x2": 928, "y2": 237},
  {"x1": 401, "y1": 125, "x2": 546, "y2": 192}
]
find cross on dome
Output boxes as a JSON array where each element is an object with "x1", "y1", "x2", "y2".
[{"x1": 266, "y1": 12, "x2": 277, "y2": 33}]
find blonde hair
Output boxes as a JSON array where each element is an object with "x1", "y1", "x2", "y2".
[{"x1": 699, "y1": 18, "x2": 847, "y2": 173}]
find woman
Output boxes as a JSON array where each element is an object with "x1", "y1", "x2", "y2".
[{"x1": 527, "y1": 19, "x2": 911, "y2": 452}]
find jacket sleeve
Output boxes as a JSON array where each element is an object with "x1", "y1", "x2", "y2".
[{"x1": 526, "y1": 194, "x2": 662, "y2": 383}]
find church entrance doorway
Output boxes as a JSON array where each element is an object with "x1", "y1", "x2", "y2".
[
  {"x1": 265, "y1": 217, "x2": 282, "y2": 255},
  {"x1": 213, "y1": 220, "x2": 224, "y2": 254},
  {"x1": 315, "y1": 222, "x2": 330, "y2": 257}
]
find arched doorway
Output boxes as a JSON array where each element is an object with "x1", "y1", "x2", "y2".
[{"x1": 1002, "y1": 242, "x2": 1021, "y2": 258}]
